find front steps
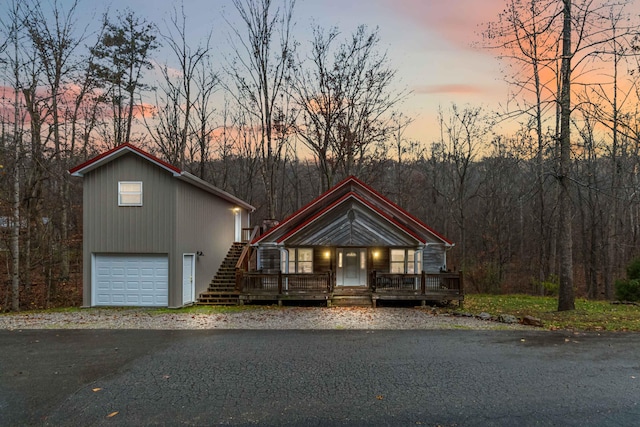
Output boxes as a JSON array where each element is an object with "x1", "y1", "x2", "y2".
[
  {"x1": 330, "y1": 287, "x2": 373, "y2": 307},
  {"x1": 330, "y1": 295, "x2": 373, "y2": 307},
  {"x1": 197, "y1": 242, "x2": 244, "y2": 305}
]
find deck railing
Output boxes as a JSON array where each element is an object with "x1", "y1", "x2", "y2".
[
  {"x1": 372, "y1": 271, "x2": 463, "y2": 295},
  {"x1": 239, "y1": 272, "x2": 333, "y2": 294},
  {"x1": 371, "y1": 273, "x2": 421, "y2": 290}
]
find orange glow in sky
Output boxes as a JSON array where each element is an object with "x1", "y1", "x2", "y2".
[{"x1": 12, "y1": 0, "x2": 639, "y2": 146}]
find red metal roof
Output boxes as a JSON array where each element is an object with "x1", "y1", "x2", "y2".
[
  {"x1": 68, "y1": 143, "x2": 182, "y2": 176},
  {"x1": 253, "y1": 175, "x2": 453, "y2": 246}
]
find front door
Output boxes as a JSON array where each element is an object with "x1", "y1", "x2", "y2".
[
  {"x1": 182, "y1": 254, "x2": 195, "y2": 305},
  {"x1": 337, "y1": 248, "x2": 367, "y2": 287}
]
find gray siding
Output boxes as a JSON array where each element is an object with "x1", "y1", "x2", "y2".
[
  {"x1": 175, "y1": 180, "x2": 244, "y2": 305},
  {"x1": 82, "y1": 153, "x2": 176, "y2": 306},
  {"x1": 423, "y1": 244, "x2": 447, "y2": 273}
]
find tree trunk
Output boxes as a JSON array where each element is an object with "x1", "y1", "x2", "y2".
[
  {"x1": 11, "y1": 130, "x2": 20, "y2": 312},
  {"x1": 557, "y1": 0, "x2": 575, "y2": 311}
]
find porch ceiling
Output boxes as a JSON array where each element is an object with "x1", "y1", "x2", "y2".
[{"x1": 282, "y1": 197, "x2": 422, "y2": 247}]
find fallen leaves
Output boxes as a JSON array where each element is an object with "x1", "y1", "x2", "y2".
[{"x1": 106, "y1": 411, "x2": 119, "y2": 418}]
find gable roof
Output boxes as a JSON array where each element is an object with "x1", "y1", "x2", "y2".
[
  {"x1": 69, "y1": 143, "x2": 255, "y2": 211},
  {"x1": 254, "y1": 175, "x2": 452, "y2": 246}
]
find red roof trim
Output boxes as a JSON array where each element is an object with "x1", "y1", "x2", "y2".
[
  {"x1": 275, "y1": 191, "x2": 426, "y2": 245},
  {"x1": 252, "y1": 175, "x2": 358, "y2": 244},
  {"x1": 352, "y1": 177, "x2": 453, "y2": 245},
  {"x1": 68, "y1": 143, "x2": 182, "y2": 176},
  {"x1": 253, "y1": 175, "x2": 452, "y2": 246}
]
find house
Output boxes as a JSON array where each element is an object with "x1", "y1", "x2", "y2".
[
  {"x1": 237, "y1": 176, "x2": 463, "y2": 307},
  {"x1": 69, "y1": 143, "x2": 254, "y2": 308}
]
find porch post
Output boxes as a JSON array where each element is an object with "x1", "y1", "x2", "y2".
[
  {"x1": 421, "y1": 271, "x2": 426, "y2": 295},
  {"x1": 280, "y1": 247, "x2": 289, "y2": 273},
  {"x1": 278, "y1": 271, "x2": 283, "y2": 294}
]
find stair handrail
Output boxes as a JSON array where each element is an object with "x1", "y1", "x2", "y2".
[{"x1": 235, "y1": 226, "x2": 260, "y2": 292}]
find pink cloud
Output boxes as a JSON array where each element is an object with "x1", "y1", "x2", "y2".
[{"x1": 381, "y1": 0, "x2": 507, "y2": 48}]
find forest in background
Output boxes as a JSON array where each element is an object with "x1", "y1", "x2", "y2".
[{"x1": 1, "y1": 0, "x2": 640, "y2": 311}]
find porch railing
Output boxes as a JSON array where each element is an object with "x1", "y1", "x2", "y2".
[
  {"x1": 372, "y1": 271, "x2": 463, "y2": 295},
  {"x1": 239, "y1": 271, "x2": 333, "y2": 294}
]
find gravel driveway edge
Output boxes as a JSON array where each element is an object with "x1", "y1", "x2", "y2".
[{"x1": 0, "y1": 307, "x2": 535, "y2": 330}]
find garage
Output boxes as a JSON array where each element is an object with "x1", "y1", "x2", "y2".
[{"x1": 93, "y1": 254, "x2": 169, "y2": 307}]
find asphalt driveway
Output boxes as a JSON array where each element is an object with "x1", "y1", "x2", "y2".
[{"x1": 1, "y1": 329, "x2": 639, "y2": 426}]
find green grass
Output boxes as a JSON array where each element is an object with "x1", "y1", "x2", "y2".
[{"x1": 459, "y1": 294, "x2": 640, "y2": 331}]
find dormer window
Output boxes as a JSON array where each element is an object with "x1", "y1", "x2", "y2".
[{"x1": 118, "y1": 181, "x2": 143, "y2": 206}]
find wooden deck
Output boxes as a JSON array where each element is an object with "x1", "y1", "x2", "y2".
[{"x1": 237, "y1": 271, "x2": 463, "y2": 307}]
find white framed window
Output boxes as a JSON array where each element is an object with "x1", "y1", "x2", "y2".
[
  {"x1": 118, "y1": 181, "x2": 143, "y2": 206},
  {"x1": 390, "y1": 249, "x2": 405, "y2": 274},
  {"x1": 288, "y1": 248, "x2": 313, "y2": 273},
  {"x1": 390, "y1": 249, "x2": 421, "y2": 274}
]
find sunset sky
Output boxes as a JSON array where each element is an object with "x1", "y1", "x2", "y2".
[{"x1": 62, "y1": 0, "x2": 514, "y2": 144}]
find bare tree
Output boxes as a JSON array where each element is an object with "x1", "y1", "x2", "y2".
[
  {"x1": 291, "y1": 25, "x2": 406, "y2": 191},
  {"x1": 150, "y1": 3, "x2": 213, "y2": 170},
  {"x1": 582, "y1": 3, "x2": 638, "y2": 299},
  {"x1": 483, "y1": 0, "x2": 563, "y2": 289},
  {"x1": 23, "y1": 0, "x2": 88, "y2": 285},
  {"x1": 190, "y1": 57, "x2": 219, "y2": 179},
  {"x1": 557, "y1": 0, "x2": 574, "y2": 311},
  {"x1": 0, "y1": 0, "x2": 24, "y2": 311},
  {"x1": 433, "y1": 104, "x2": 490, "y2": 267},
  {"x1": 224, "y1": 0, "x2": 296, "y2": 219}
]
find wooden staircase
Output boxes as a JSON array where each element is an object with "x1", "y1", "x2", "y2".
[{"x1": 197, "y1": 242, "x2": 244, "y2": 305}]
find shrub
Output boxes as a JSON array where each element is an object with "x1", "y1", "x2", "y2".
[
  {"x1": 626, "y1": 258, "x2": 640, "y2": 281},
  {"x1": 615, "y1": 279, "x2": 640, "y2": 302},
  {"x1": 532, "y1": 274, "x2": 559, "y2": 296},
  {"x1": 541, "y1": 275, "x2": 559, "y2": 296}
]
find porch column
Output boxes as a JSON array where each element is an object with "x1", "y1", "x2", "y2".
[
  {"x1": 280, "y1": 247, "x2": 289, "y2": 273},
  {"x1": 280, "y1": 247, "x2": 289, "y2": 291},
  {"x1": 414, "y1": 249, "x2": 423, "y2": 290},
  {"x1": 414, "y1": 249, "x2": 423, "y2": 274}
]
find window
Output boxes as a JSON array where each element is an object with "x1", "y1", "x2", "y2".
[
  {"x1": 390, "y1": 249, "x2": 421, "y2": 274},
  {"x1": 288, "y1": 248, "x2": 313, "y2": 273},
  {"x1": 119, "y1": 181, "x2": 143, "y2": 206},
  {"x1": 390, "y1": 249, "x2": 405, "y2": 273}
]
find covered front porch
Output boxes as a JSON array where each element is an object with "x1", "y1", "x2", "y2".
[
  {"x1": 236, "y1": 270, "x2": 463, "y2": 307},
  {"x1": 236, "y1": 244, "x2": 463, "y2": 307}
]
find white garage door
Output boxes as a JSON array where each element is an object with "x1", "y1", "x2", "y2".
[{"x1": 93, "y1": 254, "x2": 169, "y2": 307}]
